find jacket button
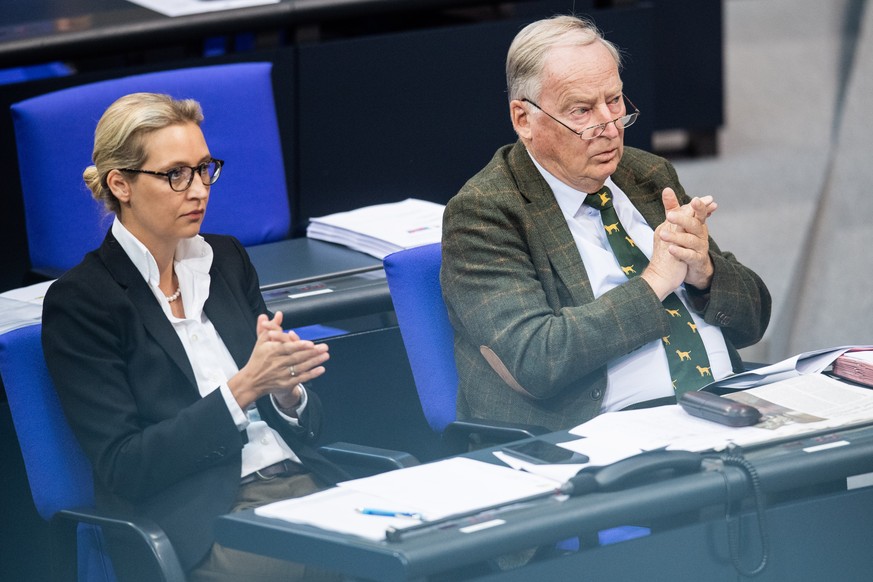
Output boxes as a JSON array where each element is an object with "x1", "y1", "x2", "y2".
[
  {"x1": 716, "y1": 311, "x2": 732, "y2": 325},
  {"x1": 591, "y1": 388, "x2": 603, "y2": 400}
]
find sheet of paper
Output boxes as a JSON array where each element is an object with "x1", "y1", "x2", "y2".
[
  {"x1": 0, "y1": 279, "x2": 53, "y2": 305},
  {"x1": 255, "y1": 487, "x2": 425, "y2": 541},
  {"x1": 255, "y1": 457, "x2": 561, "y2": 541},
  {"x1": 570, "y1": 374, "x2": 873, "y2": 453},
  {"x1": 337, "y1": 457, "x2": 558, "y2": 520},
  {"x1": 703, "y1": 345, "x2": 872, "y2": 390},
  {"x1": 0, "y1": 280, "x2": 54, "y2": 334},
  {"x1": 0, "y1": 298, "x2": 42, "y2": 335},
  {"x1": 570, "y1": 406, "x2": 744, "y2": 451},
  {"x1": 733, "y1": 373, "x2": 873, "y2": 421},
  {"x1": 125, "y1": 0, "x2": 279, "y2": 18},
  {"x1": 492, "y1": 452, "x2": 584, "y2": 483}
]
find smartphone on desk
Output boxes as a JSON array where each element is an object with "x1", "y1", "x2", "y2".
[{"x1": 502, "y1": 440, "x2": 589, "y2": 465}]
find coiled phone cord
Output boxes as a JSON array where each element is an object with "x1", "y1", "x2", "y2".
[{"x1": 709, "y1": 445, "x2": 770, "y2": 577}]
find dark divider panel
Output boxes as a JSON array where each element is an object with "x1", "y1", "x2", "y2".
[
  {"x1": 311, "y1": 327, "x2": 446, "y2": 463},
  {"x1": 295, "y1": 21, "x2": 519, "y2": 220},
  {"x1": 295, "y1": 6, "x2": 654, "y2": 225},
  {"x1": 0, "y1": 403, "x2": 52, "y2": 582}
]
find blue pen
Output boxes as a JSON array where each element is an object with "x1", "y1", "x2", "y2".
[{"x1": 356, "y1": 507, "x2": 423, "y2": 520}]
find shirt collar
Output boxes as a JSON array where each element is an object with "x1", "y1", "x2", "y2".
[
  {"x1": 526, "y1": 152, "x2": 619, "y2": 220},
  {"x1": 111, "y1": 218, "x2": 212, "y2": 283}
]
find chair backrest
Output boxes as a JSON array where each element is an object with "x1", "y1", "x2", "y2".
[
  {"x1": 0, "y1": 324, "x2": 94, "y2": 520},
  {"x1": 11, "y1": 62, "x2": 290, "y2": 277},
  {"x1": 0, "y1": 323, "x2": 117, "y2": 581},
  {"x1": 383, "y1": 243, "x2": 458, "y2": 433}
]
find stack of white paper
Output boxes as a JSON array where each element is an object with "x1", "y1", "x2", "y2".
[
  {"x1": 0, "y1": 280, "x2": 54, "y2": 334},
  {"x1": 306, "y1": 198, "x2": 444, "y2": 259}
]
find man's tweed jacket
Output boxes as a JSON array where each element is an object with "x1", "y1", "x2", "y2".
[{"x1": 441, "y1": 141, "x2": 771, "y2": 431}]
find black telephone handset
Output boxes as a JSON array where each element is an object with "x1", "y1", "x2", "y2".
[
  {"x1": 562, "y1": 449, "x2": 703, "y2": 496},
  {"x1": 679, "y1": 391, "x2": 762, "y2": 427}
]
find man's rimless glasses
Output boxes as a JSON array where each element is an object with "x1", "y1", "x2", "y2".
[{"x1": 522, "y1": 95, "x2": 640, "y2": 140}]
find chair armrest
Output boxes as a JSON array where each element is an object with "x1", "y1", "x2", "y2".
[
  {"x1": 55, "y1": 507, "x2": 186, "y2": 582},
  {"x1": 319, "y1": 441, "x2": 420, "y2": 475},
  {"x1": 443, "y1": 418, "x2": 550, "y2": 452}
]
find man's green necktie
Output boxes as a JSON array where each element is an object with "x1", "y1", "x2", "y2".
[{"x1": 584, "y1": 186, "x2": 712, "y2": 396}]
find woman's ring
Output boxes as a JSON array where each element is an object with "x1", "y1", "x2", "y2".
[{"x1": 289, "y1": 365, "x2": 297, "y2": 377}]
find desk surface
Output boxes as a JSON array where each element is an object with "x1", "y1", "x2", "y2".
[
  {"x1": 248, "y1": 237, "x2": 381, "y2": 288},
  {"x1": 215, "y1": 422, "x2": 873, "y2": 581},
  {"x1": 247, "y1": 238, "x2": 393, "y2": 328},
  {"x1": 0, "y1": 0, "x2": 532, "y2": 67}
]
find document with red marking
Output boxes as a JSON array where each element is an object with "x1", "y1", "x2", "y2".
[{"x1": 832, "y1": 350, "x2": 873, "y2": 387}]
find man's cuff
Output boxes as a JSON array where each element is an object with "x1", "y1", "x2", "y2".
[{"x1": 684, "y1": 282, "x2": 711, "y2": 313}]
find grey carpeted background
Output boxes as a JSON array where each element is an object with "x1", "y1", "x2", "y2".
[{"x1": 671, "y1": 0, "x2": 871, "y2": 362}]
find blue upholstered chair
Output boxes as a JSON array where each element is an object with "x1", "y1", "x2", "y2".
[
  {"x1": 383, "y1": 243, "x2": 547, "y2": 452},
  {"x1": 383, "y1": 244, "x2": 650, "y2": 548},
  {"x1": 383, "y1": 243, "x2": 457, "y2": 435},
  {"x1": 0, "y1": 324, "x2": 185, "y2": 582},
  {"x1": 0, "y1": 323, "x2": 416, "y2": 582},
  {"x1": 10, "y1": 62, "x2": 290, "y2": 278}
]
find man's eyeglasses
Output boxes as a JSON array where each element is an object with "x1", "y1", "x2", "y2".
[
  {"x1": 117, "y1": 158, "x2": 224, "y2": 192},
  {"x1": 522, "y1": 96, "x2": 640, "y2": 140}
]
